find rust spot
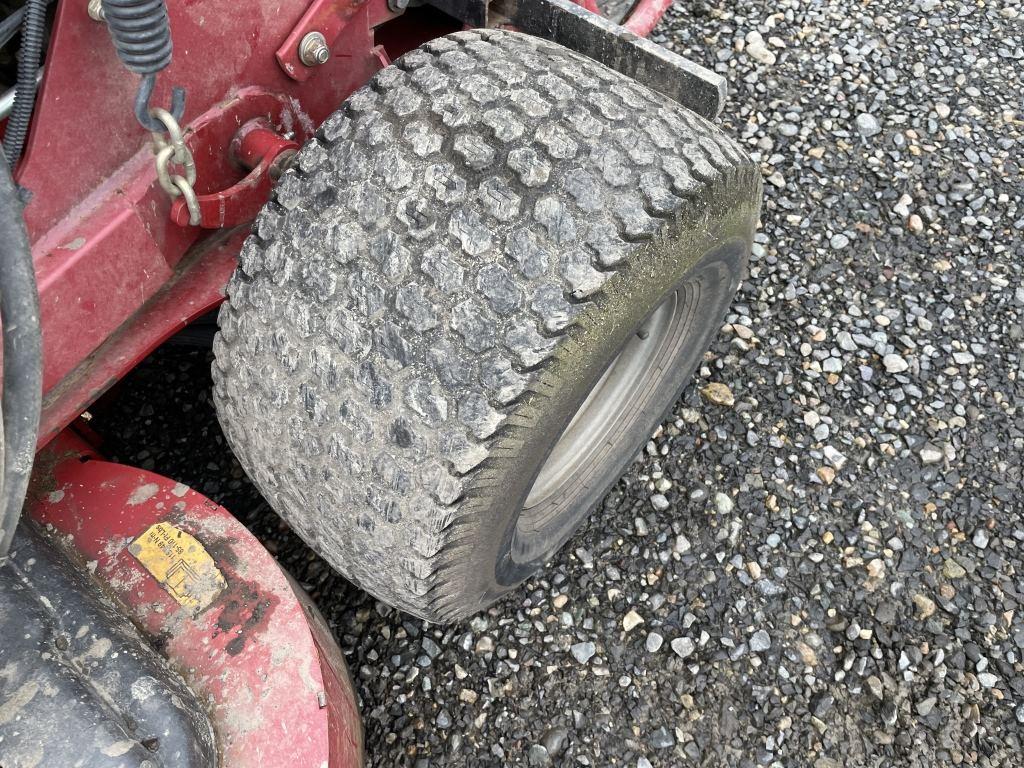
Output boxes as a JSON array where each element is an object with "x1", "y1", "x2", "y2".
[
  {"x1": 202, "y1": 537, "x2": 242, "y2": 571},
  {"x1": 212, "y1": 577, "x2": 277, "y2": 656}
]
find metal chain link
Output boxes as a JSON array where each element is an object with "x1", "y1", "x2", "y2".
[{"x1": 150, "y1": 107, "x2": 200, "y2": 226}]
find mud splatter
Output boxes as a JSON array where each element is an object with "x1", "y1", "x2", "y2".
[{"x1": 127, "y1": 483, "x2": 160, "y2": 505}]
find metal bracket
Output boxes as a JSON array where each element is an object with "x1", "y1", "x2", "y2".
[
  {"x1": 514, "y1": 0, "x2": 726, "y2": 118},
  {"x1": 275, "y1": 0, "x2": 369, "y2": 81},
  {"x1": 170, "y1": 120, "x2": 300, "y2": 229},
  {"x1": 426, "y1": 0, "x2": 727, "y2": 119}
]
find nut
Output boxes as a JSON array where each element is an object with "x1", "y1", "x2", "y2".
[
  {"x1": 298, "y1": 31, "x2": 330, "y2": 67},
  {"x1": 87, "y1": 0, "x2": 105, "y2": 21}
]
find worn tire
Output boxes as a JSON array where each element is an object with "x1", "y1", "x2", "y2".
[{"x1": 213, "y1": 29, "x2": 761, "y2": 622}]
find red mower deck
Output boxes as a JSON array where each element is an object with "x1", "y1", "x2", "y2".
[{"x1": 28, "y1": 429, "x2": 363, "y2": 768}]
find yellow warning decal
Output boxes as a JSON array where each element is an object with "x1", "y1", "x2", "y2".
[{"x1": 128, "y1": 522, "x2": 226, "y2": 612}]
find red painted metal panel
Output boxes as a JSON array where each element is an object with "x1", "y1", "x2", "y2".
[
  {"x1": 32, "y1": 148, "x2": 176, "y2": 392},
  {"x1": 37, "y1": 229, "x2": 244, "y2": 447}
]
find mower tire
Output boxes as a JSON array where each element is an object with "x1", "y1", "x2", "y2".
[{"x1": 213, "y1": 29, "x2": 761, "y2": 622}]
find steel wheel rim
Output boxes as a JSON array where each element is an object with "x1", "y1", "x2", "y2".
[{"x1": 518, "y1": 287, "x2": 686, "y2": 530}]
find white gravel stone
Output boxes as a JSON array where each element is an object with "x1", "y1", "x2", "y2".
[
  {"x1": 823, "y1": 446, "x2": 847, "y2": 470},
  {"x1": 623, "y1": 610, "x2": 644, "y2": 632},
  {"x1": 713, "y1": 492, "x2": 734, "y2": 514},
  {"x1": 744, "y1": 31, "x2": 777, "y2": 66},
  {"x1": 883, "y1": 354, "x2": 909, "y2": 373},
  {"x1": 570, "y1": 642, "x2": 596, "y2": 664},
  {"x1": 855, "y1": 113, "x2": 881, "y2": 137},
  {"x1": 671, "y1": 637, "x2": 695, "y2": 659},
  {"x1": 750, "y1": 630, "x2": 771, "y2": 653}
]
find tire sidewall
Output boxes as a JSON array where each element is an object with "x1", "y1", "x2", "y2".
[{"x1": 458, "y1": 193, "x2": 760, "y2": 610}]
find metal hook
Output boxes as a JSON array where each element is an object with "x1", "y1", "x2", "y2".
[{"x1": 133, "y1": 73, "x2": 186, "y2": 133}]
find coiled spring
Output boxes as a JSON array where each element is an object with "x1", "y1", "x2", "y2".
[
  {"x1": 101, "y1": 0, "x2": 184, "y2": 131},
  {"x1": 101, "y1": 0, "x2": 172, "y2": 74}
]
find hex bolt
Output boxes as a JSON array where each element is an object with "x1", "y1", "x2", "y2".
[
  {"x1": 388, "y1": 0, "x2": 410, "y2": 12},
  {"x1": 298, "y1": 32, "x2": 330, "y2": 67},
  {"x1": 87, "y1": 0, "x2": 105, "y2": 21}
]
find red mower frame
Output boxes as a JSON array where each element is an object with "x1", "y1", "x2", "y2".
[
  {"x1": 19, "y1": 0, "x2": 672, "y2": 449},
  {"x1": 24, "y1": 0, "x2": 396, "y2": 445}
]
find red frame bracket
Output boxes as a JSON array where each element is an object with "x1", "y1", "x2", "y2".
[
  {"x1": 19, "y1": 0, "x2": 391, "y2": 443},
  {"x1": 276, "y1": 0, "x2": 383, "y2": 81}
]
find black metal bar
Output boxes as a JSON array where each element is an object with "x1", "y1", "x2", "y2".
[
  {"x1": 426, "y1": 0, "x2": 490, "y2": 27},
  {"x1": 512, "y1": 0, "x2": 726, "y2": 118}
]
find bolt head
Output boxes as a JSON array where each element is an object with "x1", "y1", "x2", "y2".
[{"x1": 299, "y1": 31, "x2": 330, "y2": 67}]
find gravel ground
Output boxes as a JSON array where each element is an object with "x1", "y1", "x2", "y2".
[{"x1": 90, "y1": 1, "x2": 1023, "y2": 765}]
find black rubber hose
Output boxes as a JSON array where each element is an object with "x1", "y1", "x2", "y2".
[
  {"x1": 0, "y1": 144, "x2": 42, "y2": 561},
  {"x1": 1, "y1": 1, "x2": 56, "y2": 49},
  {"x1": 2, "y1": 0, "x2": 48, "y2": 168},
  {"x1": 0, "y1": 7, "x2": 26, "y2": 49}
]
